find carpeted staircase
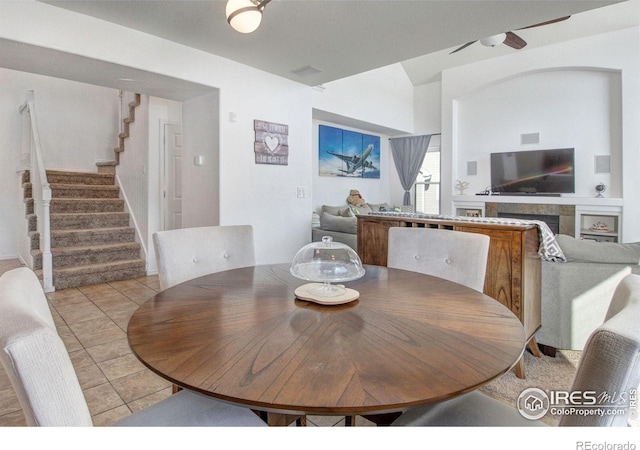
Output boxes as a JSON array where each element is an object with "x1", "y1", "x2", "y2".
[{"x1": 27, "y1": 170, "x2": 146, "y2": 290}]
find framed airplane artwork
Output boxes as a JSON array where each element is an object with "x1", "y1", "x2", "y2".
[{"x1": 318, "y1": 125, "x2": 380, "y2": 178}]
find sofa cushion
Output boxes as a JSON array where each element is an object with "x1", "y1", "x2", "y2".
[
  {"x1": 319, "y1": 212, "x2": 357, "y2": 234},
  {"x1": 321, "y1": 205, "x2": 352, "y2": 217},
  {"x1": 555, "y1": 234, "x2": 640, "y2": 264}
]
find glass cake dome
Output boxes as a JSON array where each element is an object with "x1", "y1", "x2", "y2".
[{"x1": 290, "y1": 236, "x2": 365, "y2": 297}]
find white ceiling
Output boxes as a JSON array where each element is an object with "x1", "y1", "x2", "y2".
[{"x1": 36, "y1": 0, "x2": 635, "y2": 91}]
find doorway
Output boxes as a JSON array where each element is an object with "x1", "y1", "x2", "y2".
[{"x1": 162, "y1": 122, "x2": 183, "y2": 230}]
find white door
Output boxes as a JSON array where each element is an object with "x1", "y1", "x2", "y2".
[{"x1": 163, "y1": 123, "x2": 183, "y2": 230}]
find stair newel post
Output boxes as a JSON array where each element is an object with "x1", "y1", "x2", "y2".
[
  {"x1": 41, "y1": 184, "x2": 53, "y2": 292},
  {"x1": 23, "y1": 90, "x2": 55, "y2": 292}
]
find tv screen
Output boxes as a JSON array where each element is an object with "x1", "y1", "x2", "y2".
[{"x1": 490, "y1": 148, "x2": 575, "y2": 194}]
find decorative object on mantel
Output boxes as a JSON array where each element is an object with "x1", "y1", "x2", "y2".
[
  {"x1": 456, "y1": 180, "x2": 470, "y2": 195},
  {"x1": 254, "y1": 119, "x2": 288, "y2": 165},
  {"x1": 595, "y1": 182, "x2": 606, "y2": 198},
  {"x1": 590, "y1": 221, "x2": 610, "y2": 232},
  {"x1": 290, "y1": 236, "x2": 364, "y2": 303}
]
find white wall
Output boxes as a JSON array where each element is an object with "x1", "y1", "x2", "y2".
[
  {"x1": 0, "y1": 67, "x2": 119, "y2": 258},
  {"x1": 216, "y1": 74, "x2": 312, "y2": 264},
  {"x1": 434, "y1": 26, "x2": 640, "y2": 241},
  {"x1": 0, "y1": 69, "x2": 118, "y2": 171},
  {"x1": 413, "y1": 81, "x2": 442, "y2": 135},
  {"x1": 456, "y1": 69, "x2": 621, "y2": 197},
  {"x1": 182, "y1": 91, "x2": 220, "y2": 229},
  {"x1": 312, "y1": 63, "x2": 415, "y2": 134}
]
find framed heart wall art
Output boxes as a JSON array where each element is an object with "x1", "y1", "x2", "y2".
[{"x1": 254, "y1": 120, "x2": 289, "y2": 165}]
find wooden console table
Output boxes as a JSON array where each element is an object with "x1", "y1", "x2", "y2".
[{"x1": 357, "y1": 214, "x2": 542, "y2": 378}]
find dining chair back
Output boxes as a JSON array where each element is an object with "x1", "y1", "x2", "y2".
[
  {"x1": 391, "y1": 273, "x2": 640, "y2": 427},
  {"x1": 0, "y1": 268, "x2": 266, "y2": 427},
  {"x1": 0, "y1": 268, "x2": 92, "y2": 426},
  {"x1": 153, "y1": 225, "x2": 255, "y2": 291},
  {"x1": 559, "y1": 272, "x2": 640, "y2": 426},
  {"x1": 387, "y1": 227, "x2": 490, "y2": 292}
]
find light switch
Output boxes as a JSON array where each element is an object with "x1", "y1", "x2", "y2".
[{"x1": 297, "y1": 186, "x2": 306, "y2": 198}]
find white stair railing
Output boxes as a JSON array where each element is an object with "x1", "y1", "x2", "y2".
[{"x1": 19, "y1": 90, "x2": 54, "y2": 292}]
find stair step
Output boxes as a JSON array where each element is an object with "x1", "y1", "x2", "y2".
[
  {"x1": 50, "y1": 183, "x2": 120, "y2": 199},
  {"x1": 50, "y1": 212, "x2": 130, "y2": 230},
  {"x1": 50, "y1": 198, "x2": 124, "y2": 213},
  {"x1": 28, "y1": 231, "x2": 39, "y2": 251},
  {"x1": 47, "y1": 259, "x2": 147, "y2": 290},
  {"x1": 25, "y1": 198, "x2": 34, "y2": 215},
  {"x1": 23, "y1": 182, "x2": 32, "y2": 198},
  {"x1": 51, "y1": 227, "x2": 135, "y2": 247},
  {"x1": 46, "y1": 170, "x2": 114, "y2": 186},
  {"x1": 32, "y1": 242, "x2": 141, "y2": 270},
  {"x1": 27, "y1": 214, "x2": 37, "y2": 232}
]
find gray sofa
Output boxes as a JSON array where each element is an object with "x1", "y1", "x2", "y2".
[
  {"x1": 537, "y1": 234, "x2": 640, "y2": 351},
  {"x1": 311, "y1": 203, "x2": 391, "y2": 250}
]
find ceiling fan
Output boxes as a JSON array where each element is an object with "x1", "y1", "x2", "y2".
[{"x1": 450, "y1": 16, "x2": 570, "y2": 54}]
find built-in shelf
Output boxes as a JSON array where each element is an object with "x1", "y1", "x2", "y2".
[{"x1": 579, "y1": 213, "x2": 620, "y2": 242}]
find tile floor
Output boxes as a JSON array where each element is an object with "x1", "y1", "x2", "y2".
[{"x1": 0, "y1": 259, "x2": 371, "y2": 427}]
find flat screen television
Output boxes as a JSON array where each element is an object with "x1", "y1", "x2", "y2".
[{"x1": 490, "y1": 148, "x2": 575, "y2": 195}]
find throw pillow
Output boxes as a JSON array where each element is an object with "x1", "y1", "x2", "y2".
[
  {"x1": 348, "y1": 204, "x2": 373, "y2": 216},
  {"x1": 367, "y1": 203, "x2": 391, "y2": 212},
  {"x1": 319, "y1": 212, "x2": 357, "y2": 234},
  {"x1": 555, "y1": 234, "x2": 640, "y2": 264}
]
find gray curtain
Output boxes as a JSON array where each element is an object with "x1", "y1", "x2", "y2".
[{"x1": 390, "y1": 135, "x2": 433, "y2": 206}]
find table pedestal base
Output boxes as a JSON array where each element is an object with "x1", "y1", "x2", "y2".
[{"x1": 256, "y1": 411, "x2": 306, "y2": 426}]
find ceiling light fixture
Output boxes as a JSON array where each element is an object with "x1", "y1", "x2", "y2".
[
  {"x1": 226, "y1": 0, "x2": 271, "y2": 34},
  {"x1": 480, "y1": 33, "x2": 507, "y2": 47}
]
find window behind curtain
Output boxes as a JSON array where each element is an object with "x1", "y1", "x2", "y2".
[{"x1": 414, "y1": 150, "x2": 440, "y2": 214}]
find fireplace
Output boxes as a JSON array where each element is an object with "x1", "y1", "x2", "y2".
[
  {"x1": 497, "y1": 212, "x2": 560, "y2": 234},
  {"x1": 486, "y1": 203, "x2": 575, "y2": 236}
]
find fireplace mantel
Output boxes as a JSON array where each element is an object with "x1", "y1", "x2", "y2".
[
  {"x1": 452, "y1": 195, "x2": 623, "y2": 241},
  {"x1": 453, "y1": 195, "x2": 623, "y2": 207}
]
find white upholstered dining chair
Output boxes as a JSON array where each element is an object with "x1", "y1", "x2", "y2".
[
  {"x1": 392, "y1": 273, "x2": 640, "y2": 427},
  {"x1": 153, "y1": 225, "x2": 255, "y2": 291},
  {"x1": 0, "y1": 268, "x2": 266, "y2": 427},
  {"x1": 387, "y1": 227, "x2": 490, "y2": 292}
]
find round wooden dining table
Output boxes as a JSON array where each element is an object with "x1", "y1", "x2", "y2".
[{"x1": 127, "y1": 264, "x2": 525, "y2": 425}]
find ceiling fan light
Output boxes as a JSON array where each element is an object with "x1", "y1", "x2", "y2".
[
  {"x1": 226, "y1": 0, "x2": 263, "y2": 33},
  {"x1": 480, "y1": 33, "x2": 507, "y2": 47}
]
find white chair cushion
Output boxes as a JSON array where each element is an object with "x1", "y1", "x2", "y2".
[
  {"x1": 153, "y1": 225, "x2": 255, "y2": 291},
  {"x1": 0, "y1": 273, "x2": 93, "y2": 426},
  {"x1": 114, "y1": 389, "x2": 265, "y2": 427},
  {"x1": 388, "y1": 227, "x2": 490, "y2": 292},
  {"x1": 391, "y1": 391, "x2": 546, "y2": 427}
]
